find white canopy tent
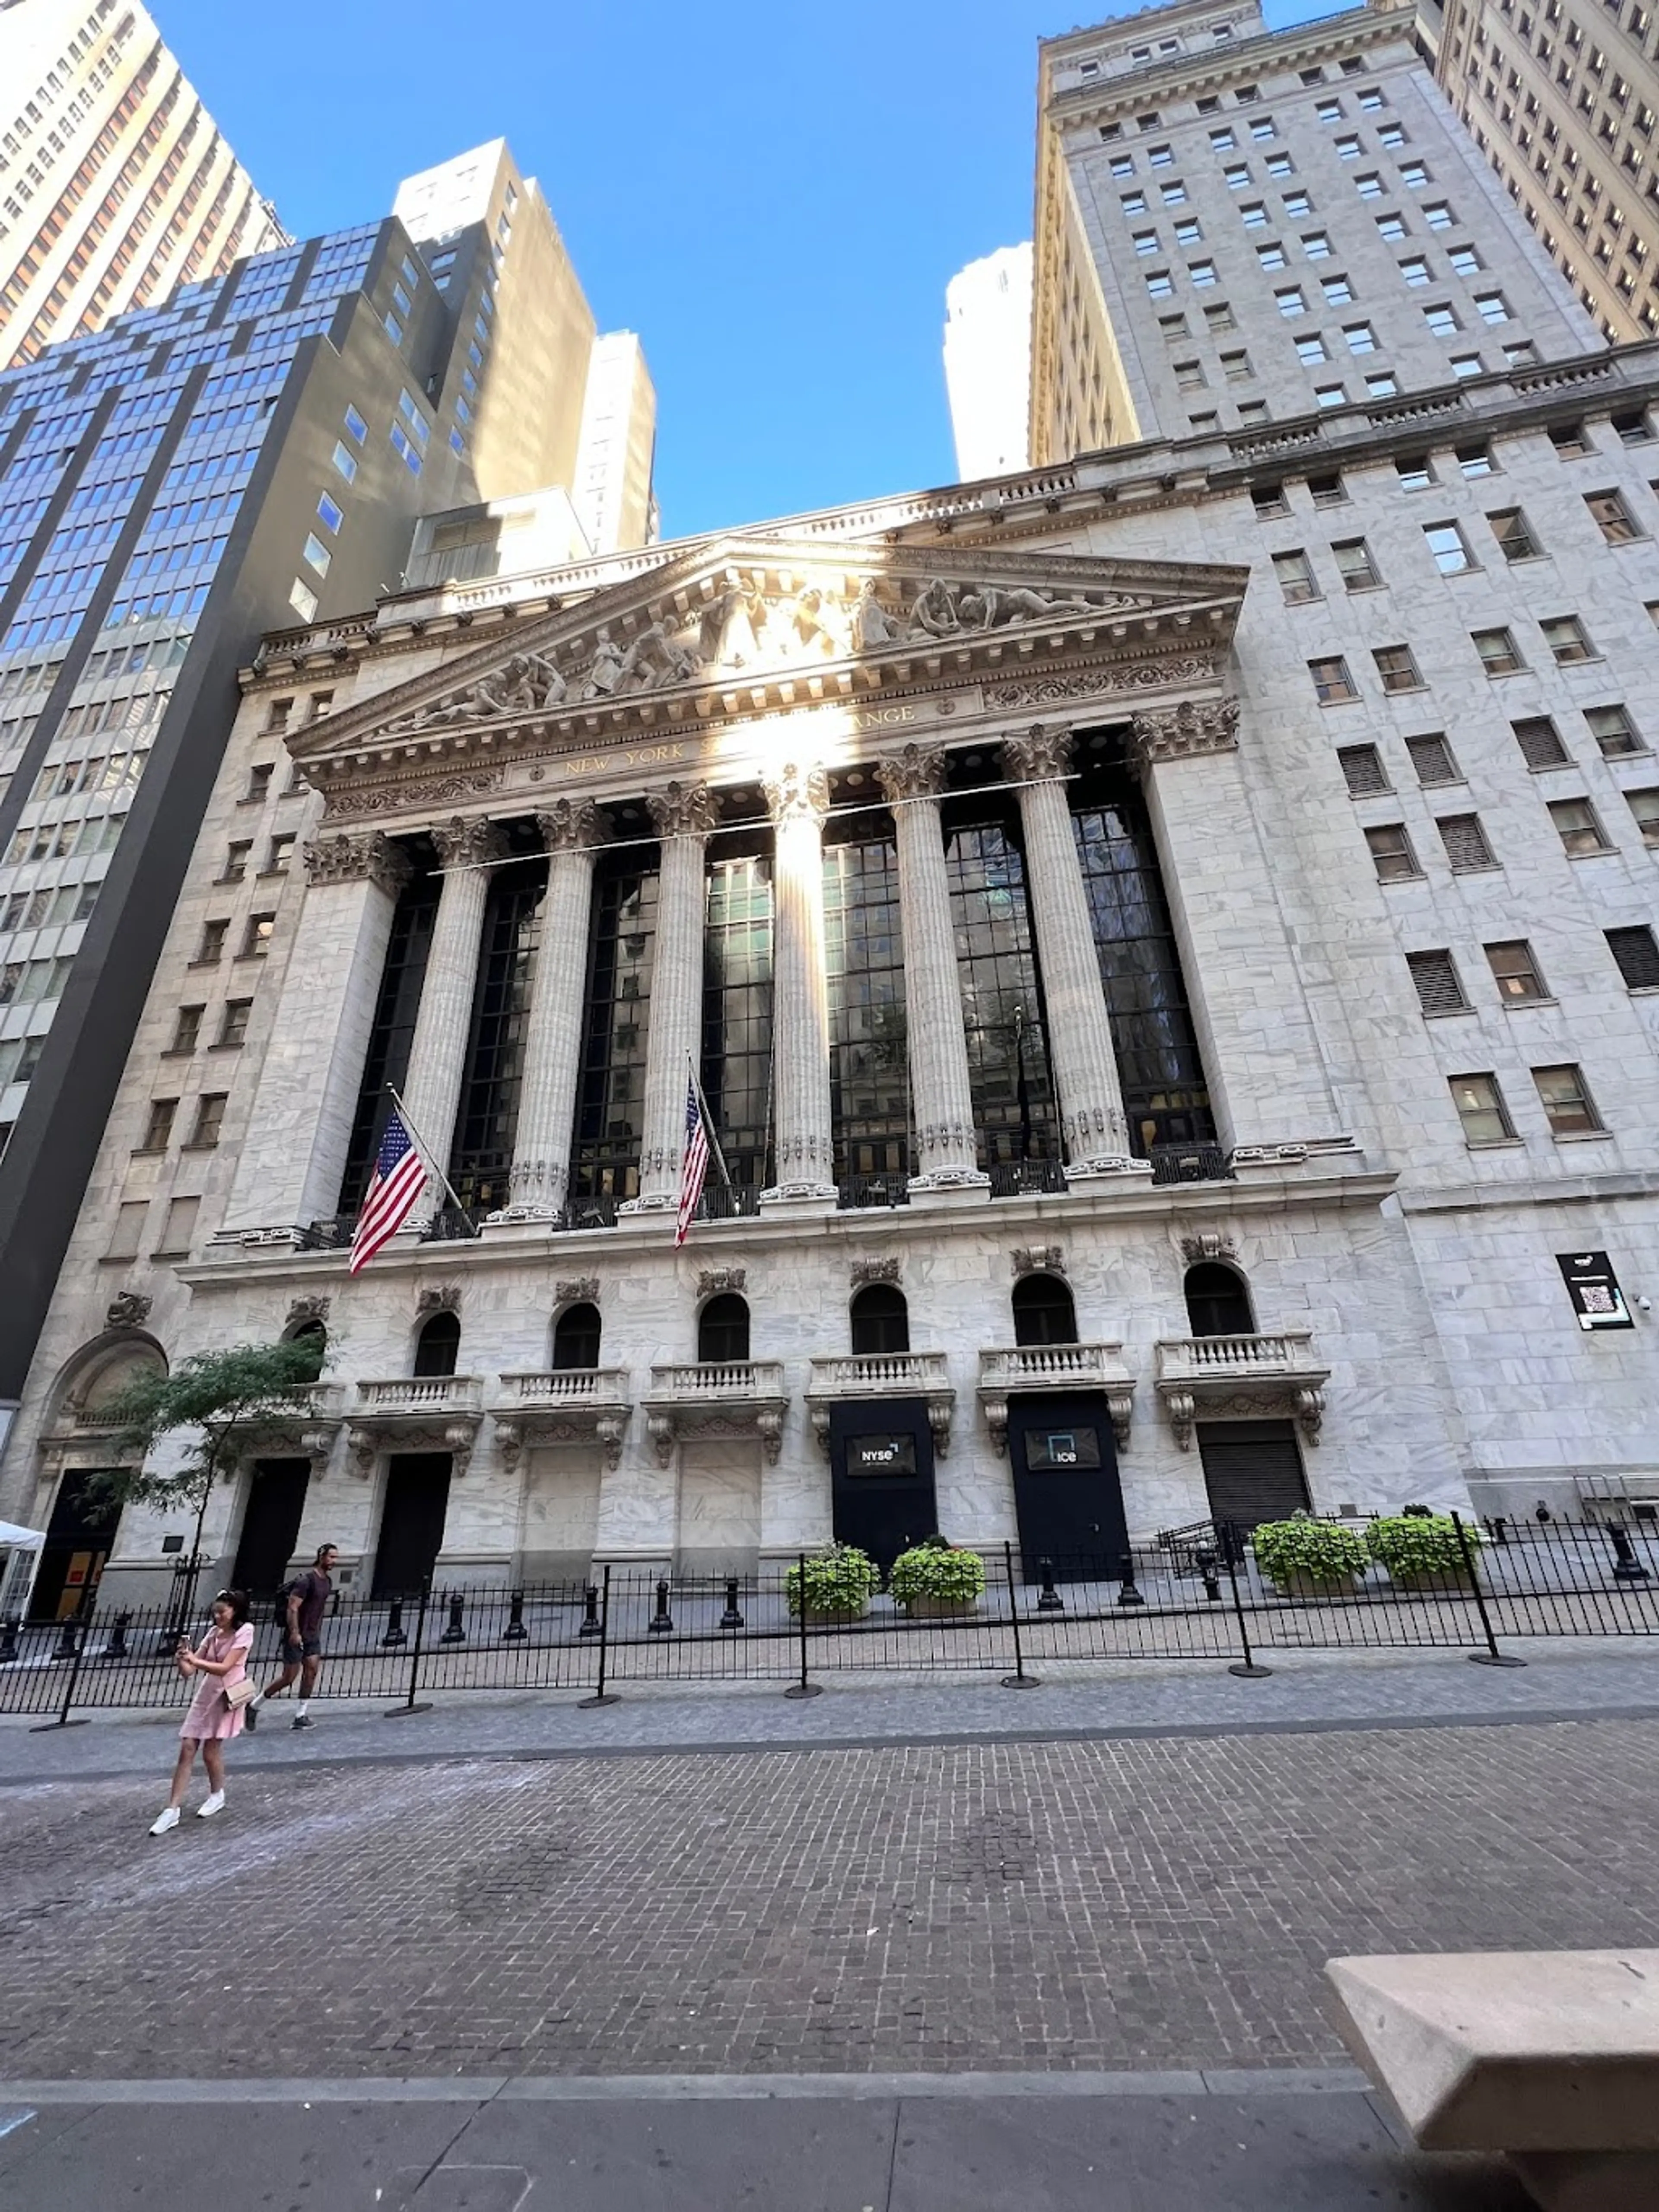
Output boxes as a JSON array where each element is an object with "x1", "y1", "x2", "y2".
[{"x1": 0, "y1": 1519, "x2": 45, "y2": 1620}]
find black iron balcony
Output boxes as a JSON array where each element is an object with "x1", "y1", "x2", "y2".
[
  {"x1": 837, "y1": 1173, "x2": 911, "y2": 1210},
  {"x1": 1147, "y1": 1143, "x2": 1232, "y2": 1185},
  {"x1": 988, "y1": 1159, "x2": 1067, "y2": 1198}
]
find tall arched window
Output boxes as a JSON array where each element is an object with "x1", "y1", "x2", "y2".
[
  {"x1": 284, "y1": 1318, "x2": 327, "y2": 1353},
  {"x1": 1184, "y1": 1262, "x2": 1255, "y2": 1338},
  {"x1": 552, "y1": 1301, "x2": 602, "y2": 1371},
  {"x1": 413, "y1": 1310, "x2": 461, "y2": 1378},
  {"x1": 697, "y1": 1293, "x2": 750, "y2": 1364},
  {"x1": 1011, "y1": 1273, "x2": 1077, "y2": 1347},
  {"x1": 850, "y1": 1283, "x2": 909, "y2": 1356}
]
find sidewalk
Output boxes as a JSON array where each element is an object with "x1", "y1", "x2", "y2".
[{"x1": 3, "y1": 1636, "x2": 1656, "y2": 1786}]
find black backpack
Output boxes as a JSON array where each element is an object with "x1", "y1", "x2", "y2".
[{"x1": 271, "y1": 1576, "x2": 301, "y2": 1631}]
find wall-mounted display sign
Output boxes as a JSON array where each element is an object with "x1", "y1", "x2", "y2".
[
  {"x1": 1556, "y1": 1250, "x2": 1634, "y2": 1331},
  {"x1": 846, "y1": 1433, "x2": 918, "y2": 1476}
]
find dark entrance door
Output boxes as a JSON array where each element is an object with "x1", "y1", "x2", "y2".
[
  {"x1": 1196, "y1": 1419, "x2": 1310, "y2": 1539},
  {"x1": 31, "y1": 1467, "x2": 122, "y2": 1621},
  {"x1": 828, "y1": 1399, "x2": 938, "y2": 1571},
  {"x1": 373, "y1": 1453, "x2": 452, "y2": 1597},
  {"x1": 1007, "y1": 1394, "x2": 1129, "y2": 1579},
  {"x1": 232, "y1": 1458, "x2": 311, "y2": 1597}
]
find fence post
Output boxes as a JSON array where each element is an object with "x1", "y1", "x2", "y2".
[
  {"x1": 1455, "y1": 1511, "x2": 1525, "y2": 1668},
  {"x1": 1000, "y1": 1540, "x2": 1040, "y2": 1690},
  {"x1": 30, "y1": 1607, "x2": 93, "y2": 1731},
  {"x1": 784, "y1": 1552, "x2": 822, "y2": 1700},
  {"x1": 1609, "y1": 1527, "x2": 1651, "y2": 1584},
  {"x1": 502, "y1": 1588, "x2": 529, "y2": 1641},
  {"x1": 719, "y1": 1577, "x2": 744, "y2": 1630},
  {"x1": 381, "y1": 1598, "x2": 407, "y2": 1649},
  {"x1": 1222, "y1": 1529, "x2": 1272, "y2": 1679},
  {"x1": 579, "y1": 1563, "x2": 619, "y2": 1707},
  {"x1": 578, "y1": 1582, "x2": 602, "y2": 1637},
  {"x1": 385, "y1": 1577, "x2": 434, "y2": 1717},
  {"x1": 647, "y1": 1578, "x2": 674, "y2": 1635}
]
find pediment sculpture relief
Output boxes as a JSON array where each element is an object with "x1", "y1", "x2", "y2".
[{"x1": 380, "y1": 576, "x2": 1152, "y2": 740}]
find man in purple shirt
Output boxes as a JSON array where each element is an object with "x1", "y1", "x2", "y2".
[{"x1": 245, "y1": 1543, "x2": 337, "y2": 1732}]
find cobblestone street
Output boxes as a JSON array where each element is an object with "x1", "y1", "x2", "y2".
[{"x1": 2, "y1": 1712, "x2": 1655, "y2": 2083}]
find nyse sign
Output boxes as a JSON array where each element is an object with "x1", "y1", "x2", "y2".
[{"x1": 560, "y1": 742, "x2": 688, "y2": 779}]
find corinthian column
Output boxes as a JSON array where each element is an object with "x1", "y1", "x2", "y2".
[
  {"x1": 761, "y1": 762, "x2": 836, "y2": 1204},
  {"x1": 397, "y1": 814, "x2": 504, "y2": 1209},
  {"x1": 492, "y1": 798, "x2": 604, "y2": 1221},
  {"x1": 874, "y1": 742, "x2": 988, "y2": 1190},
  {"x1": 623, "y1": 779, "x2": 718, "y2": 1212},
  {"x1": 1001, "y1": 728, "x2": 1147, "y2": 1179}
]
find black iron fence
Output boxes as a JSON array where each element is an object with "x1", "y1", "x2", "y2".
[{"x1": 4, "y1": 1516, "x2": 1656, "y2": 1725}]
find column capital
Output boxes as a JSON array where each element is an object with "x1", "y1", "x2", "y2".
[
  {"x1": 535, "y1": 796, "x2": 607, "y2": 853},
  {"x1": 762, "y1": 761, "x2": 829, "y2": 826},
  {"x1": 874, "y1": 741, "x2": 947, "y2": 804},
  {"x1": 302, "y1": 829, "x2": 412, "y2": 896},
  {"x1": 1001, "y1": 724, "x2": 1074, "y2": 784},
  {"x1": 1129, "y1": 696, "x2": 1240, "y2": 767},
  {"x1": 430, "y1": 814, "x2": 507, "y2": 870},
  {"x1": 646, "y1": 779, "x2": 719, "y2": 838}
]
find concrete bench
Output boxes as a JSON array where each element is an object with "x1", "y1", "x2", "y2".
[{"x1": 1326, "y1": 1950, "x2": 1659, "y2": 2212}]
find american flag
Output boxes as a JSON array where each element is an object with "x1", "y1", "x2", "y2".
[
  {"x1": 348, "y1": 1108, "x2": 429, "y2": 1273},
  {"x1": 674, "y1": 1073, "x2": 710, "y2": 1248}
]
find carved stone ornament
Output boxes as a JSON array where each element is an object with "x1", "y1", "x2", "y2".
[
  {"x1": 696, "y1": 1267, "x2": 747, "y2": 1299},
  {"x1": 555, "y1": 1277, "x2": 601, "y2": 1305},
  {"x1": 875, "y1": 742, "x2": 947, "y2": 805},
  {"x1": 1000, "y1": 726, "x2": 1074, "y2": 785},
  {"x1": 303, "y1": 828, "x2": 413, "y2": 894},
  {"x1": 537, "y1": 797, "x2": 605, "y2": 854},
  {"x1": 1011, "y1": 1247, "x2": 1065, "y2": 1279},
  {"x1": 1179, "y1": 1233, "x2": 1237, "y2": 1267},
  {"x1": 850, "y1": 1258, "x2": 902, "y2": 1288},
  {"x1": 762, "y1": 761, "x2": 830, "y2": 826},
  {"x1": 343, "y1": 765, "x2": 505, "y2": 820},
  {"x1": 1166, "y1": 1387, "x2": 1324, "y2": 1453},
  {"x1": 987, "y1": 655, "x2": 1224, "y2": 710},
  {"x1": 384, "y1": 648, "x2": 572, "y2": 737},
  {"x1": 429, "y1": 815, "x2": 506, "y2": 871},
  {"x1": 286, "y1": 1294, "x2": 331, "y2": 1328},
  {"x1": 1129, "y1": 696, "x2": 1241, "y2": 767},
  {"x1": 416, "y1": 1285, "x2": 463, "y2": 1314},
  {"x1": 647, "y1": 780, "x2": 720, "y2": 839},
  {"x1": 105, "y1": 1291, "x2": 152, "y2": 1331}
]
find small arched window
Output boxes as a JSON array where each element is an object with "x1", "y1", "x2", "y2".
[
  {"x1": 552, "y1": 1301, "x2": 602, "y2": 1371},
  {"x1": 1011, "y1": 1273, "x2": 1077, "y2": 1348},
  {"x1": 1184, "y1": 1262, "x2": 1255, "y2": 1338},
  {"x1": 850, "y1": 1283, "x2": 909, "y2": 1356},
  {"x1": 413, "y1": 1310, "x2": 461, "y2": 1378},
  {"x1": 285, "y1": 1318, "x2": 327, "y2": 1353},
  {"x1": 697, "y1": 1293, "x2": 750, "y2": 1365}
]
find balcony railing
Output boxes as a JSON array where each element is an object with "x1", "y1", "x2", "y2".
[
  {"x1": 648, "y1": 1360, "x2": 785, "y2": 1402},
  {"x1": 1154, "y1": 1331, "x2": 1329, "y2": 1451},
  {"x1": 493, "y1": 1368, "x2": 632, "y2": 1471},
  {"x1": 988, "y1": 1159, "x2": 1067, "y2": 1198},
  {"x1": 1147, "y1": 1143, "x2": 1231, "y2": 1184},
  {"x1": 805, "y1": 1350, "x2": 954, "y2": 1456},
  {"x1": 836, "y1": 1174, "x2": 910, "y2": 1210},
  {"x1": 642, "y1": 1359, "x2": 788, "y2": 1467},
  {"x1": 499, "y1": 1367, "x2": 631, "y2": 1406},
  {"x1": 977, "y1": 1341, "x2": 1136, "y2": 1453},
  {"x1": 354, "y1": 1375, "x2": 483, "y2": 1414}
]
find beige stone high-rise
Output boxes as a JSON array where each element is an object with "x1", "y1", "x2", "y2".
[
  {"x1": 1416, "y1": 0, "x2": 1659, "y2": 343},
  {"x1": 0, "y1": 0, "x2": 285, "y2": 366}
]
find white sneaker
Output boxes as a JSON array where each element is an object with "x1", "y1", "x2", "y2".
[
  {"x1": 197, "y1": 1790, "x2": 226, "y2": 1819},
  {"x1": 149, "y1": 1806, "x2": 180, "y2": 1836}
]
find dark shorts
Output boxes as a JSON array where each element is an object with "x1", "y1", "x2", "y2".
[{"x1": 282, "y1": 1635, "x2": 323, "y2": 1661}]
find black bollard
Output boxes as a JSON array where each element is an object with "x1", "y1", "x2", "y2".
[
  {"x1": 648, "y1": 1578, "x2": 674, "y2": 1634},
  {"x1": 502, "y1": 1588, "x2": 529, "y2": 1642},
  {"x1": 101, "y1": 1610, "x2": 132, "y2": 1661},
  {"x1": 1196, "y1": 1548, "x2": 1222, "y2": 1604},
  {"x1": 0, "y1": 1616, "x2": 18, "y2": 1664},
  {"x1": 1490, "y1": 1516, "x2": 1510, "y2": 1547},
  {"x1": 718, "y1": 1577, "x2": 744, "y2": 1630},
  {"x1": 578, "y1": 1583, "x2": 602, "y2": 1638},
  {"x1": 381, "y1": 1599, "x2": 407, "y2": 1649},
  {"x1": 1535, "y1": 1501, "x2": 1553, "y2": 1525},
  {"x1": 1610, "y1": 1527, "x2": 1651, "y2": 1583},
  {"x1": 52, "y1": 1616, "x2": 81, "y2": 1661},
  {"x1": 439, "y1": 1594, "x2": 467, "y2": 1645},
  {"x1": 1036, "y1": 1560, "x2": 1065, "y2": 1614},
  {"x1": 1116, "y1": 1553, "x2": 1146, "y2": 1609}
]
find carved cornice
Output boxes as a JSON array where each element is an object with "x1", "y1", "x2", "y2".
[
  {"x1": 1000, "y1": 725, "x2": 1074, "y2": 784},
  {"x1": 430, "y1": 816, "x2": 506, "y2": 870},
  {"x1": 303, "y1": 829, "x2": 413, "y2": 894},
  {"x1": 536, "y1": 797, "x2": 605, "y2": 854},
  {"x1": 339, "y1": 766, "x2": 505, "y2": 820},
  {"x1": 696, "y1": 1267, "x2": 747, "y2": 1299},
  {"x1": 762, "y1": 762, "x2": 830, "y2": 827},
  {"x1": 286, "y1": 1295, "x2": 331, "y2": 1327},
  {"x1": 555, "y1": 1276, "x2": 601, "y2": 1305},
  {"x1": 416, "y1": 1284, "x2": 463, "y2": 1314},
  {"x1": 850, "y1": 1258, "x2": 901, "y2": 1288},
  {"x1": 875, "y1": 742, "x2": 947, "y2": 804},
  {"x1": 1011, "y1": 1246, "x2": 1066, "y2": 1279},
  {"x1": 987, "y1": 653, "x2": 1225, "y2": 711},
  {"x1": 1129, "y1": 697, "x2": 1242, "y2": 767},
  {"x1": 647, "y1": 780, "x2": 719, "y2": 838}
]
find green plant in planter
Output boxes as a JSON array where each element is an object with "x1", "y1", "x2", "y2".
[
  {"x1": 1251, "y1": 1515, "x2": 1370, "y2": 1592},
  {"x1": 785, "y1": 1543, "x2": 881, "y2": 1619},
  {"x1": 1367, "y1": 1513, "x2": 1480, "y2": 1585},
  {"x1": 889, "y1": 1539, "x2": 988, "y2": 1610}
]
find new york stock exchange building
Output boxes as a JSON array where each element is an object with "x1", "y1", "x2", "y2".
[{"x1": 10, "y1": 446, "x2": 1659, "y2": 1611}]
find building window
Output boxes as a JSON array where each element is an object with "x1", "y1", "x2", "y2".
[
  {"x1": 1548, "y1": 797, "x2": 1611, "y2": 853},
  {"x1": 1220, "y1": 349, "x2": 1252, "y2": 381},
  {"x1": 1175, "y1": 358, "x2": 1206, "y2": 390},
  {"x1": 1541, "y1": 614, "x2": 1595, "y2": 662},
  {"x1": 1406, "y1": 732, "x2": 1461, "y2": 784},
  {"x1": 1513, "y1": 714, "x2": 1569, "y2": 768},
  {"x1": 1310, "y1": 655, "x2": 1358, "y2": 703},
  {"x1": 1424, "y1": 521, "x2": 1476, "y2": 573},
  {"x1": 1586, "y1": 489, "x2": 1643, "y2": 540},
  {"x1": 1473, "y1": 290, "x2": 1513, "y2": 322},
  {"x1": 1275, "y1": 286, "x2": 1308, "y2": 316},
  {"x1": 1611, "y1": 409, "x2": 1653, "y2": 444},
  {"x1": 697, "y1": 1293, "x2": 750, "y2": 1364},
  {"x1": 242, "y1": 913, "x2": 276, "y2": 957},
  {"x1": 245, "y1": 763, "x2": 274, "y2": 802},
  {"x1": 317, "y1": 493, "x2": 344, "y2": 534},
  {"x1": 1549, "y1": 420, "x2": 1592, "y2": 457},
  {"x1": 218, "y1": 999, "x2": 252, "y2": 1047},
  {"x1": 1189, "y1": 259, "x2": 1218, "y2": 287},
  {"x1": 1447, "y1": 244, "x2": 1484, "y2": 276},
  {"x1": 264, "y1": 831, "x2": 298, "y2": 873},
  {"x1": 1333, "y1": 538, "x2": 1382, "y2": 589},
  {"x1": 219, "y1": 840, "x2": 251, "y2": 883},
  {"x1": 1309, "y1": 472, "x2": 1346, "y2": 506},
  {"x1": 1145, "y1": 271, "x2": 1174, "y2": 298},
  {"x1": 1606, "y1": 924, "x2": 1659, "y2": 988},
  {"x1": 1373, "y1": 643, "x2": 1424, "y2": 692},
  {"x1": 1315, "y1": 382, "x2": 1347, "y2": 408},
  {"x1": 1343, "y1": 321, "x2": 1378, "y2": 353},
  {"x1": 1486, "y1": 940, "x2": 1548, "y2": 1000},
  {"x1": 1356, "y1": 172, "x2": 1386, "y2": 201},
  {"x1": 1366, "y1": 823, "x2": 1420, "y2": 880},
  {"x1": 1423, "y1": 301, "x2": 1461, "y2": 334},
  {"x1": 1338, "y1": 744, "x2": 1390, "y2": 795},
  {"x1": 188, "y1": 1093, "x2": 227, "y2": 1149},
  {"x1": 1273, "y1": 549, "x2": 1319, "y2": 602},
  {"x1": 1449, "y1": 353, "x2": 1484, "y2": 378},
  {"x1": 1396, "y1": 455, "x2": 1433, "y2": 490},
  {"x1": 1456, "y1": 442, "x2": 1494, "y2": 477},
  {"x1": 1586, "y1": 703, "x2": 1644, "y2": 757},
  {"x1": 1534, "y1": 1063, "x2": 1603, "y2": 1134},
  {"x1": 344, "y1": 404, "x2": 368, "y2": 442},
  {"x1": 1204, "y1": 301, "x2": 1236, "y2": 332},
  {"x1": 1438, "y1": 813, "x2": 1497, "y2": 870},
  {"x1": 1423, "y1": 200, "x2": 1454, "y2": 229},
  {"x1": 1449, "y1": 1073, "x2": 1513, "y2": 1143},
  {"x1": 1133, "y1": 229, "x2": 1160, "y2": 256},
  {"x1": 1399, "y1": 255, "x2": 1431, "y2": 285},
  {"x1": 1012, "y1": 1273, "x2": 1079, "y2": 1348},
  {"x1": 169, "y1": 1006, "x2": 203, "y2": 1054},
  {"x1": 1408, "y1": 949, "x2": 1468, "y2": 1013},
  {"x1": 1252, "y1": 484, "x2": 1289, "y2": 518},
  {"x1": 330, "y1": 441, "x2": 358, "y2": 484},
  {"x1": 1321, "y1": 274, "x2": 1354, "y2": 304},
  {"x1": 1302, "y1": 231, "x2": 1333, "y2": 258},
  {"x1": 194, "y1": 920, "x2": 229, "y2": 966},
  {"x1": 1624, "y1": 786, "x2": 1659, "y2": 843},
  {"x1": 1295, "y1": 334, "x2": 1328, "y2": 364},
  {"x1": 1473, "y1": 627, "x2": 1524, "y2": 674},
  {"x1": 289, "y1": 579, "x2": 318, "y2": 623},
  {"x1": 1489, "y1": 507, "x2": 1540, "y2": 559},
  {"x1": 413, "y1": 1310, "x2": 462, "y2": 1378},
  {"x1": 1376, "y1": 213, "x2": 1408, "y2": 242},
  {"x1": 139, "y1": 1097, "x2": 177, "y2": 1152},
  {"x1": 850, "y1": 1284, "x2": 910, "y2": 1357}
]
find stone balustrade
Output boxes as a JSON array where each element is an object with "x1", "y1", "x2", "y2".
[
  {"x1": 977, "y1": 1341, "x2": 1136, "y2": 1455},
  {"x1": 805, "y1": 1351, "x2": 955, "y2": 1458},
  {"x1": 1153, "y1": 1331, "x2": 1329, "y2": 1452},
  {"x1": 641, "y1": 1360, "x2": 789, "y2": 1469},
  {"x1": 355, "y1": 1375, "x2": 483, "y2": 1414}
]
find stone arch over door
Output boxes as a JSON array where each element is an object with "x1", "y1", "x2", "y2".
[{"x1": 31, "y1": 1331, "x2": 168, "y2": 1620}]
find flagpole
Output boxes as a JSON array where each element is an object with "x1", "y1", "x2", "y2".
[
  {"x1": 386, "y1": 1084, "x2": 479, "y2": 1230},
  {"x1": 685, "y1": 1051, "x2": 733, "y2": 1192}
]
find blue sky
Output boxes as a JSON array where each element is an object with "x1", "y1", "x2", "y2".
[{"x1": 154, "y1": 0, "x2": 1325, "y2": 539}]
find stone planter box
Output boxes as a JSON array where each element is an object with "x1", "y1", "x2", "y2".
[
  {"x1": 901, "y1": 1596, "x2": 980, "y2": 1620},
  {"x1": 1386, "y1": 1569, "x2": 1475, "y2": 1595},
  {"x1": 801, "y1": 1602, "x2": 871, "y2": 1626},
  {"x1": 1271, "y1": 1573, "x2": 1359, "y2": 1600}
]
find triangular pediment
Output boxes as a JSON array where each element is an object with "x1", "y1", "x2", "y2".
[{"x1": 292, "y1": 534, "x2": 1247, "y2": 797}]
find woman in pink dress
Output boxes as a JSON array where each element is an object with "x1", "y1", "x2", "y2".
[{"x1": 149, "y1": 1588, "x2": 254, "y2": 1835}]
